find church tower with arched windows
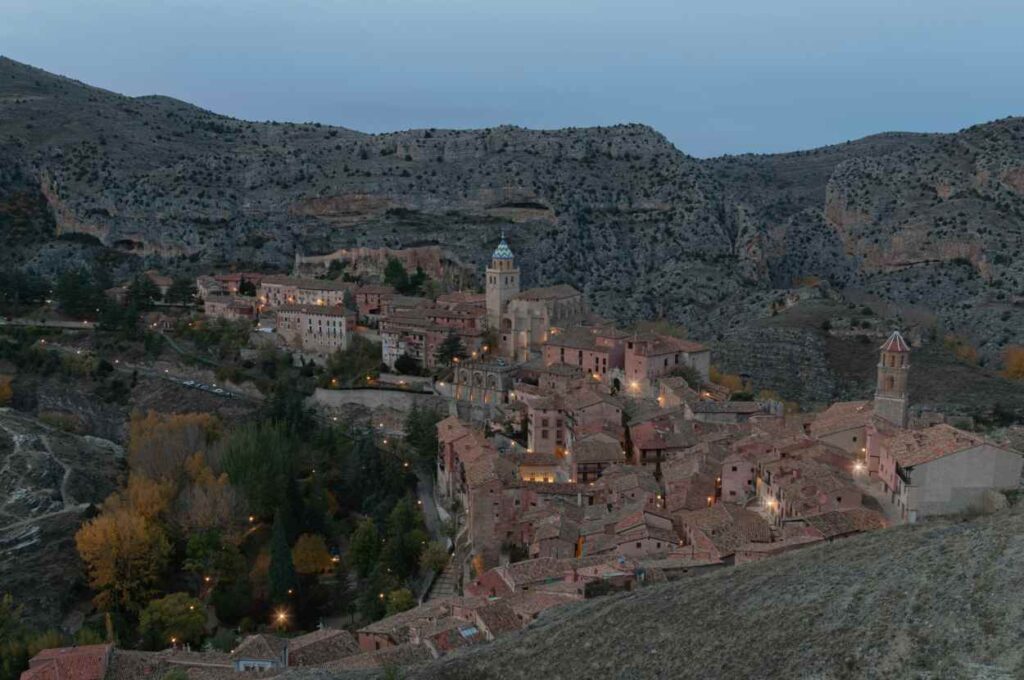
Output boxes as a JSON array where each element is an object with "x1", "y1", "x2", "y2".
[
  {"x1": 875, "y1": 330, "x2": 910, "y2": 427},
  {"x1": 485, "y1": 234, "x2": 520, "y2": 330}
]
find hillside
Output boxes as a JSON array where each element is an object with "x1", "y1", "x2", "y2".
[
  {"x1": 362, "y1": 504, "x2": 1024, "y2": 680},
  {"x1": 0, "y1": 408, "x2": 125, "y2": 628},
  {"x1": 1, "y1": 57, "x2": 1023, "y2": 407}
]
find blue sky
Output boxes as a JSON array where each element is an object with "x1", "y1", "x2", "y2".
[{"x1": 3, "y1": 0, "x2": 1023, "y2": 157}]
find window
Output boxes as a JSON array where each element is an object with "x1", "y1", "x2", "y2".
[
  {"x1": 541, "y1": 429, "x2": 549, "y2": 439},
  {"x1": 636, "y1": 542, "x2": 641, "y2": 549},
  {"x1": 729, "y1": 490, "x2": 736, "y2": 496},
  {"x1": 731, "y1": 465, "x2": 737, "y2": 472}
]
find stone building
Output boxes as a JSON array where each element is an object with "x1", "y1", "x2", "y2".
[
  {"x1": 453, "y1": 359, "x2": 517, "y2": 420},
  {"x1": 276, "y1": 304, "x2": 353, "y2": 355},
  {"x1": 623, "y1": 333, "x2": 710, "y2": 396},
  {"x1": 259, "y1": 275, "x2": 355, "y2": 309},
  {"x1": 874, "y1": 330, "x2": 910, "y2": 428},
  {"x1": 485, "y1": 235, "x2": 520, "y2": 330},
  {"x1": 875, "y1": 424, "x2": 1022, "y2": 523},
  {"x1": 483, "y1": 236, "x2": 588, "y2": 361}
]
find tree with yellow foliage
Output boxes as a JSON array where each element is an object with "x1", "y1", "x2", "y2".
[
  {"x1": 0, "y1": 375, "x2": 12, "y2": 406},
  {"x1": 75, "y1": 508, "x2": 171, "y2": 612},
  {"x1": 128, "y1": 411, "x2": 218, "y2": 482},
  {"x1": 1002, "y1": 345, "x2": 1024, "y2": 381},
  {"x1": 292, "y1": 534, "x2": 334, "y2": 575},
  {"x1": 709, "y1": 366, "x2": 745, "y2": 393}
]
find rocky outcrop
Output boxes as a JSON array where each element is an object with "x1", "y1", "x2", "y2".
[
  {"x1": 2, "y1": 57, "x2": 1023, "y2": 379},
  {"x1": 0, "y1": 409, "x2": 124, "y2": 628}
]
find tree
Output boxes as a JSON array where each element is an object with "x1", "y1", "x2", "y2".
[
  {"x1": 393, "y1": 353, "x2": 420, "y2": 376},
  {"x1": 75, "y1": 509, "x2": 171, "y2": 612},
  {"x1": 268, "y1": 510, "x2": 297, "y2": 604},
  {"x1": 385, "y1": 588, "x2": 415, "y2": 616},
  {"x1": 237, "y1": 278, "x2": 257, "y2": 297},
  {"x1": 0, "y1": 376, "x2": 12, "y2": 407},
  {"x1": 1002, "y1": 345, "x2": 1024, "y2": 380},
  {"x1": 221, "y1": 422, "x2": 296, "y2": 516},
  {"x1": 381, "y1": 498, "x2": 429, "y2": 580},
  {"x1": 435, "y1": 332, "x2": 467, "y2": 367},
  {"x1": 165, "y1": 278, "x2": 197, "y2": 304},
  {"x1": 406, "y1": 267, "x2": 428, "y2": 296},
  {"x1": 383, "y1": 258, "x2": 409, "y2": 293},
  {"x1": 420, "y1": 541, "x2": 449, "y2": 574},
  {"x1": 292, "y1": 534, "x2": 333, "y2": 575},
  {"x1": 405, "y1": 406, "x2": 441, "y2": 463},
  {"x1": 126, "y1": 275, "x2": 162, "y2": 309},
  {"x1": 348, "y1": 518, "x2": 381, "y2": 579},
  {"x1": 666, "y1": 363, "x2": 702, "y2": 388},
  {"x1": 128, "y1": 411, "x2": 218, "y2": 483},
  {"x1": 54, "y1": 269, "x2": 106, "y2": 319},
  {"x1": 139, "y1": 593, "x2": 205, "y2": 649},
  {"x1": 330, "y1": 560, "x2": 355, "y2": 623}
]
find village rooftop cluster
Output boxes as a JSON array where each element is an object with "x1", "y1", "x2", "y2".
[{"x1": 20, "y1": 236, "x2": 1024, "y2": 679}]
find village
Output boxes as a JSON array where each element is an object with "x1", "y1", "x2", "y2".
[{"x1": 17, "y1": 236, "x2": 1024, "y2": 680}]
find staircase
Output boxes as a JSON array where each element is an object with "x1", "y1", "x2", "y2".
[{"x1": 424, "y1": 558, "x2": 460, "y2": 601}]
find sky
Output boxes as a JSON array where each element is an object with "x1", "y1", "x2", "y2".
[{"x1": 3, "y1": 0, "x2": 1024, "y2": 157}]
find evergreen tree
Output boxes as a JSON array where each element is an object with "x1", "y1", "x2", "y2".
[
  {"x1": 330, "y1": 559, "x2": 355, "y2": 624},
  {"x1": 237, "y1": 277, "x2": 257, "y2": 296},
  {"x1": 268, "y1": 510, "x2": 298, "y2": 604},
  {"x1": 383, "y1": 258, "x2": 410, "y2": 293},
  {"x1": 435, "y1": 331, "x2": 467, "y2": 366},
  {"x1": 165, "y1": 278, "x2": 197, "y2": 304},
  {"x1": 348, "y1": 518, "x2": 380, "y2": 579}
]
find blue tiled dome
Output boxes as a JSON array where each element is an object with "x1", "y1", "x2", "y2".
[{"x1": 491, "y1": 237, "x2": 514, "y2": 260}]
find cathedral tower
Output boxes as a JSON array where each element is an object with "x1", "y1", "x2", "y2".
[
  {"x1": 875, "y1": 330, "x2": 910, "y2": 427},
  {"x1": 485, "y1": 233, "x2": 520, "y2": 330}
]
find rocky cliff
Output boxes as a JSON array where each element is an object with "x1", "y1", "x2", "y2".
[
  {"x1": 1, "y1": 57, "x2": 1023, "y2": 404},
  {"x1": 0, "y1": 409, "x2": 124, "y2": 628}
]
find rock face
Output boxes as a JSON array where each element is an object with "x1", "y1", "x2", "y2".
[
  {"x1": 0, "y1": 408, "x2": 124, "y2": 628},
  {"x1": 1, "y1": 57, "x2": 1023, "y2": 401}
]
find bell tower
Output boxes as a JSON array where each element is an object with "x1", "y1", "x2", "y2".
[
  {"x1": 485, "y1": 233, "x2": 519, "y2": 330},
  {"x1": 875, "y1": 330, "x2": 910, "y2": 428}
]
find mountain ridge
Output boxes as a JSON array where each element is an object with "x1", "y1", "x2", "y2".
[{"x1": 2, "y1": 57, "x2": 1023, "y2": 407}]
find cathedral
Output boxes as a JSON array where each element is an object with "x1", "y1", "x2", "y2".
[{"x1": 484, "y1": 235, "x2": 587, "y2": 362}]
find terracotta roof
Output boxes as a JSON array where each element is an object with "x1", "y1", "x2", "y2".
[
  {"x1": 276, "y1": 304, "x2": 349, "y2": 317},
  {"x1": 22, "y1": 645, "x2": 112, "y2": 680},
  {"x1": 809, "y1": 401, "x2": 874, "y2": 437},
  {"x1": 573, "y1": 433, "x2": 625, "y2": 465},
  {"x1": 691, "y1": 401, "x2": 768, "y2": 415},
  {"x1": 629, "y1": 333, "x2": 707, "y2": 356},
  {"x1": 677, "y1": 504, "x2": 771, "y2": 557},
  {"x1": 880, "y1": 330, "x2": 911, "y2": 353},
  {"x1": 504, "y1": 591, "x2": 579, "y2": 619},
  {"x1": 537, "y1": 362, "x2": 585, "y2": 377},
  {"x1": 230, "y1": 635, "x2": 288, "y2": 661},
  {"x1": 318, "y1": 643, "x2": 433, "y2": 672},
  {"x1": 474, "y1": 601, "x2": 522, "y2": 637},
  {"x1": 358, "y1": 597, "x2": 462, "y2": 640},
  {"x1": 803, "y1": 508, "x2": 887, "y2": 538},
  {"x1": 512, "y1": 284, "x2": 581, "y2": 301},
  {"x1": 288, "y1": 627, "x2": 359, "y2": 666},
  {"x1": 887, "y1": 424, "x2": 991, "y2": 467}
]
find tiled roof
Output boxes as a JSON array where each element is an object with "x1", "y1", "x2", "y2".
[
  {"x1": 22, "y1": 645, "x2": 112, "y2": 680},
  {"x1": 491, "y1": 237, "x2": 515, "y2": 260},
  {"x1": 318, "y1": 643, "x2": 433, "y2": 672},
  {"x1": 677, "y1": 504, "x2": 771, "y2": 557},
  {"x1": 809, "y1": 401, "x2": 874, "y2": 437},
  {"x1": 691, "y1": 401, "x2": 768, "y2": 414},
  {"x1": 573, "y1": 433, "x2": 624, "y2": 465},
  {"x1": 880, "y1": 330, "x2": 911, "y2": 353},
  {"x1": 803, "y1": 508, "x2": 887, "y2": 538},
  {"x1": 629, "y1": 333, "x2": 707, "y2": 356},
  {"x1": 288, "y1": 627, "x2": 360, "y2": 666},
  {"x1": 887, "y1": 424, "x2": 990, "y2": 467},
  {"x1": 474, "y1": 601, "x2": 522, "y2": 637},
  {"x1": 276, "y1": 304, "x2": 349, "y2": 317},
  {"x1": 512, "y1": 284, "x2": 581, "y2": 301},
  {"x1": 231, "y1": 634, "x2": 288, "y2": 661}
]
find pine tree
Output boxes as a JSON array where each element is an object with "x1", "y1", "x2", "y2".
[
  {"x1": 268, "y1": 510, "x2": 298, "y2": 604},
  {"x1": 435, "y1": 332, "x2": 467, "y2": 367}
]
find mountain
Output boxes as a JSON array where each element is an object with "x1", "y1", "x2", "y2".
[
  {"x1": 1, "y1": 57, "x2": 1023, "y2": 408},
  {"x1": 379, "y1": 503, "x2": 1024, "y2": 679}
]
